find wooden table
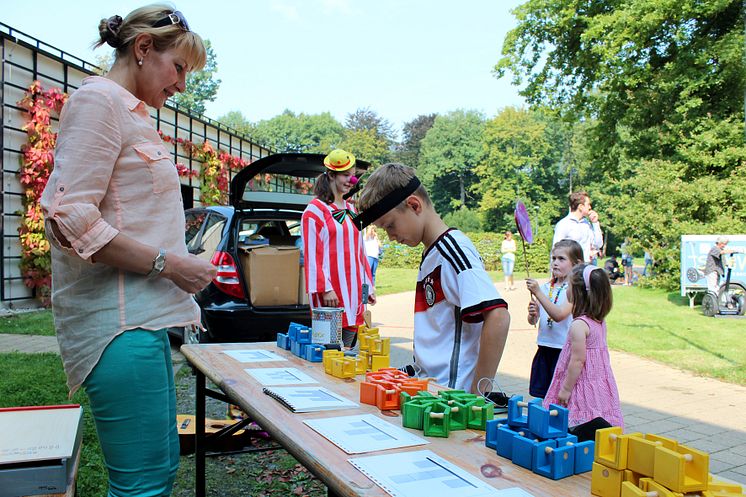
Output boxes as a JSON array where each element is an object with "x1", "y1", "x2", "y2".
[{"x1": 181, "y1": 342, "x2": 593, "y2": 497}]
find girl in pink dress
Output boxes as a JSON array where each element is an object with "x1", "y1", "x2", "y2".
[{"x1": 543, "y1": 264, "x2": 624, "y2": 429}]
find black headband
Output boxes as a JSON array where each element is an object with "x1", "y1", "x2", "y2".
[{"x1": 352, "y1": 176, "x2": 421, "y2": 230}]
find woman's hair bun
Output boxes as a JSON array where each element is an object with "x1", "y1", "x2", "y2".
[{"x1": 98, "y1": 15, "x2": 123, "y2": 48}]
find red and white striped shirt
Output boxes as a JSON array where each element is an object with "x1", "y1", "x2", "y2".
[{"x1": 301, "y1": 198, "x2": 372, "y2": 328}]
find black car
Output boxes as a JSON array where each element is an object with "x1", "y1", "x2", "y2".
[{"x1": 174, "y1": 153, "x2": 369, "y2": 343}]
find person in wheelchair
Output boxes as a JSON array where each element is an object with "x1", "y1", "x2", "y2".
[
  {"x1": 604, "y1": 255, "x2": 623, "y2": 284},
  {"x1": 704, "y1": 236, "x2": 737, "y2": 294}
]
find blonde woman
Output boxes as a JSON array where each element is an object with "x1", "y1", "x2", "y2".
[{"x1": 40, "y1": 6, "x2": 214, "y2": 495}]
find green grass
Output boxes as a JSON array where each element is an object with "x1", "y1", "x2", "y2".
[
  {"x1": 606, "y1": 286, "x2": 746, "y2": 385},
  {"x1": 0, "y1": 309, "x2": 54, "y2": 335},
  {"x1": 375, "y1": 268, "x2": 524, "y2": 296},
  {"x1": 0, "y1": 353, "x2": 107, "y2": 495}
]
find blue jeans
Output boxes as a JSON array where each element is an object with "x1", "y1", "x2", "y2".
[
  {"x1": 83, "y1": 328, "x2": 179, "y2": 497},
  {"x1": 367, "y1": 256, "x2": 379, "y2": 285},
  {"x1": 502, "y1": 257, "x2": 515, "y2": 276}
]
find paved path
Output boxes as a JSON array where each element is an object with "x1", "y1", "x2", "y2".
[
  {"x1": 370, "y1": 280, "x2": 746, "y2": 484},
  {"x1": 3, "y1": 284, "x2": 746, "y2": 483}
]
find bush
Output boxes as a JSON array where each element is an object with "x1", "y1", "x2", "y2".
[
  {"x1": 380, "y1": 230, "x2": 551, "y2": 274},
  {"x1": 442, "y1": 208, "x2": 482, "y2": 232}
]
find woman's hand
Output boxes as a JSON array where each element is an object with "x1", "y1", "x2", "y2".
[
  {"x1": 322, "y1": 290, "x2": 339, "y2": 307},
  {"x1": 162, "y1": 253, "x2": 217, "y2": 294},
  {"x1": 367, "y1": 287, "x2": 377, "y2": 305},
  {"x1": 526, "y1": 278, "x2": 540, "y2": 295}
]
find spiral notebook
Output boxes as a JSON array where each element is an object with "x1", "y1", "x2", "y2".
[
  {"x1": 262, "y1": 386, "x2": 358, "y2": 413},
  {"x1": 348, "y1": 450, "x2": 534, "y2": 497},
  {"x1": 304, "y1": 414, "x2": 428, "y2": 454}
]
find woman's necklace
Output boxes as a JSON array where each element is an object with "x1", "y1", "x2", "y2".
[{"x1": 546, "y1": 280, "x2": 567, "y2": 329}]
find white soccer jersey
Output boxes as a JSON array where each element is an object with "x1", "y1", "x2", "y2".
[{"x1": 412, "y1": 229, "x2": 508, "y2": 391}]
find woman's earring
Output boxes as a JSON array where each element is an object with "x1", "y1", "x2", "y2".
[{"x1": 138, "y1": 58, "x2": 143, "y2": 66}]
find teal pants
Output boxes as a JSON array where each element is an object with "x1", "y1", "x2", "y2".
[{"x1": 83, "y1": 328, "x2": 179, "y2": 497}]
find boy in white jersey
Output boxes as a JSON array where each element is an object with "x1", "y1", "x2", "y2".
[{"x1": 355, "y1": 163, "x2": 510, "y2": 393}]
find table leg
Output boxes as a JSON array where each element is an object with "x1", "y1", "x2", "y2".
[{"x1": 196, "y1": 369, "x2": 206, "y2": 497}]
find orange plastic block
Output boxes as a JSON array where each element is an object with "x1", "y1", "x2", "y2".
[
  {"x1": 595, "y1": 427, "x2": 629, "y2": 470},
  {"x1": 375, "y1": 383, "x2": 400, "y2": 410},
  {"x1": 591, "y1": 462, "x2": 624, "y2": 497},
  {"x1": 653, "y1": 443, "x2": 709, "y2": 493}
]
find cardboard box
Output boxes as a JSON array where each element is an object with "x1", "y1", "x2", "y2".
[
  {"x1": 299, "y1": 269, "x2": 309, "y2": 305},
  {"x1": 240, "y1": 246, "x2": 300, "y2": 306},
  {"x1": 0, "y1": 405, "x2": 83, "y2": 496}
]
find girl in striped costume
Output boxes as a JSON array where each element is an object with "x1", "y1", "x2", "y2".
[{"x1": 301, "y1": 150, "x2": 375, "y2": 348}]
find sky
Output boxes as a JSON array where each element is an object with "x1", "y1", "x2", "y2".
[{"x1": 2, "y1": 0, "x2": 527, "y2": 136}]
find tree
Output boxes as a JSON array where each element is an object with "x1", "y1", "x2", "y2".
[
  {"x1": 345, "y1": 108, "x2": 397, "y2": 145},
  {"x1": 171, "y1": 39, "x2": 221, "y2": 115},
  {"x1": 418, "y1": 110, "x2": 485, "y2": 215},
  {"x1": 495, "y1": 0, "x2": 746, "y2": 287},
  {"x1": 394, "y1": 114, "x2": 437, "y2": 168},
  {"x1": 476, "y1": 107, "x2": 567, "y2": 231},
  {"x1": 217, "y1": 110, "x2": 254, "y2": 137},
  {"x1": 251, "y1": 110, "x2": 344, "y2": 153}
]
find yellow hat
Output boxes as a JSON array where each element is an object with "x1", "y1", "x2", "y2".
[{"x1": 323, "y1": 149, "x2": 356, "y2": 172}]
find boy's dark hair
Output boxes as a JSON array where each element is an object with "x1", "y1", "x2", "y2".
[
  {"x1": 553, "y1": 239, "x2": 584, "y2": 266},
  {"x1": 358, "y1": 163, "x2": 431, "y2": 212},
  {"x1": 313, "y1": 171, "x2": 341, "y2": 204},
  {"x1": 568, "y1": 191, "x2": 589, "y2": 211},
  {"x1": 569, "y1": 264, "x2": 613, "y2": 321}
]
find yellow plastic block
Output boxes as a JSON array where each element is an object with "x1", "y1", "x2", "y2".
[
  {"x1": 707, "y1": 475, "x2": 743, "y2": 493},
  {"x1": 354, "y1": 356, "x2": 367, "y2": 374},
  {"x1": 592, "y1": 462, "x2": 625, "y2": 497},
  {"x1": 623, "y1": 469, "x2": 641, "y2": 487},
  {"x1": 370, "y1": 337, "x2": 391, "y2": 355},
  {"x1": 323, "y1": 350, "x2": 344, "y2": 374},
  {"x1": 358, "y1": 350, "x2": 371, "y2": 369},
  {"x1": 620, "y1": 482, "x2": 649, "y2": 497},
  {"x1": 702, "y1": 491, "x2": 746, "y2": 497},
  {"x1": 370, "y1": 354, "x2": 390, "y2": 371},
  {"x1": 653, "y1": 444, "x2": 709, "y2": 493},
  {"x1": 639, "y1": 478, "x2": 682, "y2": 497},
  {"x1": 627, "y1": 435, "x2": 659, "y2": 477},
  {"x1": 645, "y1": 433, "x2": 678, "y2": 451},
  {"x1": 596, "y1": 427, "x2": 629, "y2": 470},
  {"x1": 330, "y1": 357, "x2": 357, "y2": 379}
]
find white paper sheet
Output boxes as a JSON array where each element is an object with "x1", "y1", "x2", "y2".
[
  {"x1": 222, "y1": 349, "x2": 287, "y2": 363},
  {"x1": 304, "y1": 414, "x2": 428, "y2": 454},
  {"x1": 244, "y1": 367, "x2": 317, "y2": 385}
]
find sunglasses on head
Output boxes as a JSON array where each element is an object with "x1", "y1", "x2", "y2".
[{"x1": 152, "y1": 11, "x2": 190, "y2": 31}]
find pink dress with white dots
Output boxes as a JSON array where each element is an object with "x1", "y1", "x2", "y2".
[{"x1": 543, "y1": 315, "x2": 624, "y2": 428}]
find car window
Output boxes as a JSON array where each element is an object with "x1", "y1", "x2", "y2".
[
  {"x1": 185, "y1": 211, "x2": 208, "y2": 249},
  {"x1": 195, "y1": 213, "x2": 227, "y2": 261}
]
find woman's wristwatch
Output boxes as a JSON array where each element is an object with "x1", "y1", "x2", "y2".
[{"x1": 147, "y1": 248, "x2": 167, "y2": 278}]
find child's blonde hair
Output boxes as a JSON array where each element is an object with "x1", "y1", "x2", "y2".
[
  {"x1": 358, "y1": 163, "x2": 431, "y2": 212},
  {"x1": 569, "y1": 264, "x2": 613, "y2": 321}
]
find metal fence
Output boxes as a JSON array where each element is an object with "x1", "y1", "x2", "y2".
[{"x1": 0, "y1": 22, "x2": 272, "y2": 305}]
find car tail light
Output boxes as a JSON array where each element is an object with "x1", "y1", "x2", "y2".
[{"x1": 210, "y1": 251, "x2": 245, "y2": 299}]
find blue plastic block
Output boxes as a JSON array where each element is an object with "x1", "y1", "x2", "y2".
[
  {"x1": 534, "y1": 443, "x2": 575, "y2": 480},
  {"x1": 304, "y1": 344, "x2": 325, "y2": 362},
  {"x1": 556, "y1": 434, "x2": 578, "y2": 447},
  {"x1": 276, "y1": 333, "x2": 290, "y2": 350},
  {"x1": 485, "y1": 419, "x2": 501, "y2": 449},
  {"x1": 573, "y1": 441, "x2": 595, "y2": 474},
  {"x1": 528, "y1": 402, "x2": 569, "y2": 439},
  {"x1": 296, "y1": 328, "x2": 312, "y2": 344},
  {"x1": 532, "y1": 439, "x2": 558, "y2": 472},
  {"x1": 511, "y1": 433, "x2": 540, "y2": 470},
  {"x1": 507, "y1": 396, "x2": 541, "y2": 429},
  {"x1": 496, "y1": 425, "x2": 518, "y2": 458}
]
